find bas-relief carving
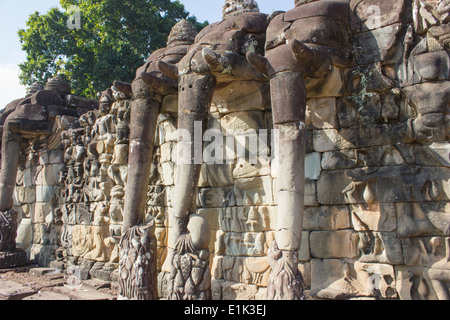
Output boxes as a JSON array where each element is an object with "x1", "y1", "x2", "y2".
[
  {"x1": 398, "y1": 236, "x2": 450, "y2": 300},
  {"x1": 168, "y1": 215, "x2": 212, "y2": 300},
  {"x1": 0, "y1": 208, "x2": 27, "y2": 268},
  {"x1": 54, "y1": 80, "x2": 132, "y2": 267},
  {"x1": 149, "y1": 0, "x2": 276, "y2": 300},
  {"x1": 218, "y1": 256, "x2": 271, "y2": 287},
  {"x1": 118, "y1": 222, "x2": 157, "y2": 300},
  {"x1": 219, "y1": 205, "x2": 272, "y2": 233},
  {"x1": 255, "y1": 0, "x2": 354, "y2": 299},
  {"x1": 69, "y1": 0, "x2": 450, "y2": 300},
  {"x1": 121, "y1": 18, "x2": 197, "y2": 234},
  {"x1": 412, "y1": 0, "x2": 450, "y2": 36},
  {"x1": 114, "y1": 19, "x2": 199, "y2": 299},
  {"x1": 309, "y1": 258, "x2": 398, "y2": 300},
  {"x1": 71, "y1": 225, "x2": 114, "y2": 262}
]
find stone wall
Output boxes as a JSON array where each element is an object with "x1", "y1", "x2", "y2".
[
  {"x1": 14, "y1": 134, "x2": 65, "y2": 267},
  {"x1": 54, "y1": 89, "x2": 132, "y2": 281},
  {"x1": 5, "y1": 0, "x2": 450, "y2": 300}
]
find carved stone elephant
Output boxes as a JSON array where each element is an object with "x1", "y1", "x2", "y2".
[
  {"x1": 120, "y1": 19, "x2": 198, "y2": 232},
  {"x1": 158, "y1": 0, "x2": 269, "y2": 300},
  {"x1": 0, "y1": 76, "x2": 98, "y2": 212},
  {"x1": 162, "y1": 0, "x2": 267, "y2": 249},
  {"x1": 0, "y1": 76, "x2": 97, "y2": 266},
  {"x1": 251, "y1": 0, "x2": 353, "y2": 300}
]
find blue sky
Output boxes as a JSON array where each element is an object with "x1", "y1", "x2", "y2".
[{"x1": 0, "y1": 0, "x2": 294, "y2": 108}]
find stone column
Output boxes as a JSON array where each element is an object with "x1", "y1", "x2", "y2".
[{"x1": 266, "y1": 69, "x2": 306, "y2": 300}]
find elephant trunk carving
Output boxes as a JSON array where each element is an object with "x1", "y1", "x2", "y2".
[
  {"x1": 121, "y1": 19, "x2": 197, "y2": 233},
  {"x1": 162, "y1": 0, "x2": 269, "y2": 299},
  {"x1": 266, "y1": 59, "x2": 308, "y2": 301},
  {"x1": 172, "y1": 72, "x2": 216, "y2": 238},
  {"x1": 259, "y1": 0, "x2": 351, "y2": 299},
  {"x1": 0, "y1": 131, "x2": 21, "y2": 212},
  {"x1": 167, "y1": 72, "x2": 216, "y2": 301},
  {"x1": 122, "y1": 84, "x2": 161, "y2": 231},
  {"x1": 119, "y1": 19, "x2": 198, "y2": 300}
]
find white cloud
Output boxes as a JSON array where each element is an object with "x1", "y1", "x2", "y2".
[{"x1": 0, "y1": 64, "x2": 26, "y2": 110}]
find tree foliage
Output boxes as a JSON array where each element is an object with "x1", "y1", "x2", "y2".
[{"x1": 18, "y1": 0, "x2": 208, "y2": 98}]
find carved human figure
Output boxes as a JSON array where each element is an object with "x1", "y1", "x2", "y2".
[
  {"x1": 79, "y1": 111, "x2": 97, "y2": 148},
  {"x1": 92, "y1": 88, "x2": 117, "y2": 155},
  {"x1": 114, "y1": 107, "x2": 130, "y2": 145}
]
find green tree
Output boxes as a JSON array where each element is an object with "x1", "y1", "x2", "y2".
[{"x1": 18, "y1": 0, "x2": 208, "y2": 98}]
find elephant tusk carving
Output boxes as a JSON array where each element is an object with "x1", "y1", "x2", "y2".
[
  {"x1": 203, "y1": 48, "x2": 268, "y2": 82},
  {"x1": 246, "y1": 51, "x2": 270, "y2": 78},
  {"x1": 202, "y1": 48, "x2": 228, "y2": 73},
  {"x1": 290, "y1": 39, "x2": 332, "y2": 78},
  {"x1": 140, "y1": 72, "x2": 178, "y2": 95},
  {"x1": 113, "y1": 80, "x2": 132, "y2": 96},
  {"x1": 157, "y1": 60, "x2": 179, "y2": 80}
]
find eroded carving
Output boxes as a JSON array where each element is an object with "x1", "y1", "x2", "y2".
[{"x1": 118, "y1": 221, "x2": 157, "y2": 300}]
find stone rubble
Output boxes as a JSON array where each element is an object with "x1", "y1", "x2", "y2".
[{"x1": 0, "y1": 266, "x2": 116, "y2": 300}]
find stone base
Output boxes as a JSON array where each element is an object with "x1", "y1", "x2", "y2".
[
  {"x1": 0, "y1": 250, "x2": 28, "y2": 269},
  {"x1": 0, "y1": 280, "x2": 37, "y2": 300},
  {"x1": 49, "y1": 258, "x2": 119, "y2": 282}
]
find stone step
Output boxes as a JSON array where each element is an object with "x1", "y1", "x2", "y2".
[
  {"x1": 0, "y1": 280, "x2": 37, "y2": 300},
  {"x1": 52, "y1": 285, "x2": 116, "y2": 300},
  {"x1": 29, "y1": 267, "x2": 60, "y2": 277},
  {"x1": 82, "y1": 278, "x2": 111, "y2": 290}
]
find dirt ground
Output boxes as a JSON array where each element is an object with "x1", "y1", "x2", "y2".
[
  {"x1": 0, "y1": 265, "x2": 117, "y2": 296},
  {"x1": 0, "y1": 265, "x2": 66, "y2": 292}
]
